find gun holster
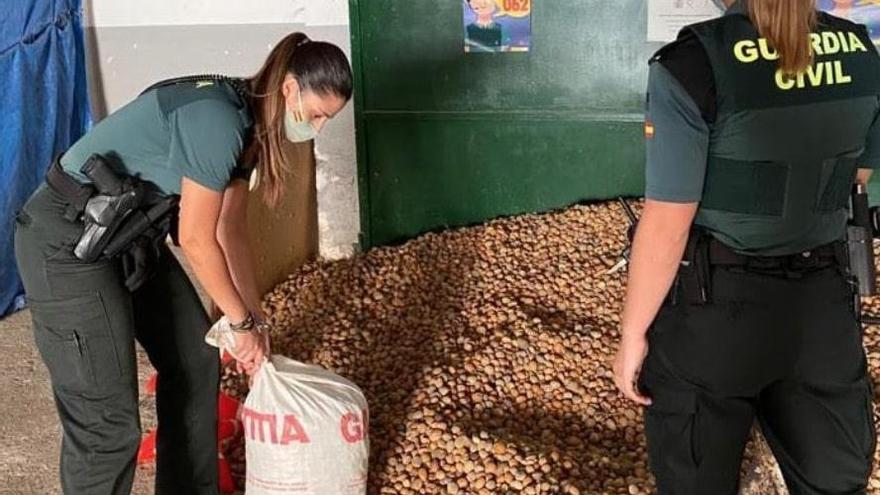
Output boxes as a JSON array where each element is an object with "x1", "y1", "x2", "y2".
[
  {"x1": 847, "y1": 184, "x2": 877, "y2": 297},
  {"x1": 668, "y1": 228, "x2": 712, "y2": 306},
  {"x1": 73, "y1": 155, "x2": 145, "y2": 263},
  {"x1": 58, "y1": 154, "x2": 179, "y2": 291}
]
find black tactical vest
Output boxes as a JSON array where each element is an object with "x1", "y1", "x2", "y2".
[{"x1": 681, "y1": 7, "x2": 880, "y2": 255}]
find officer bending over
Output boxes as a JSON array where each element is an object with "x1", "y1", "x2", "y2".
[{"x1": 14, "y1": 33, "x2": 352, "y2": 494}]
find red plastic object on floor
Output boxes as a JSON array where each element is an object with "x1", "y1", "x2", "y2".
[
  {"x1": 218, "y1": 454, "x2": 236, "y2": 494},
  {"x1": 218, "y1": 391, "x2": 241, "y2": 421},
  {"x1": 218, "y1": 419, "x2": 240, "y2": 443},
  {"x1": 138, "y1": 423, "x2": 242, "y2": 465},
  {"x1": 145, "y1": 373, "x2": 158, "y2": 396},
  {"x1": 137, "y1": 428, "x2": 157, "y2": 465},
  {"x1": 138, "y1": 389, "x2": 244, "y2": 493},
  {"x1": 221, "y1": 350, "x2": 234, "y2": 364}
]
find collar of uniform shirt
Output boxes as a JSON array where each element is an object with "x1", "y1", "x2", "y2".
[{"x1": 725, "y1": 0, "x2": 748, "y2": 16}]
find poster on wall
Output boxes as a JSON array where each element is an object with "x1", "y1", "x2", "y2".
[
  {"x1": 820, "y1": 1, "x2": 880, "y2": 46},
  {"x1": 647, "y1": 0, "x2": 723, "y2": 42},
  {"x1": 647, "y1": 0, "x2": 880, "y2": 45},
  {"x1": 463, "y1": 0, "x2": 531, "y2": 53}
]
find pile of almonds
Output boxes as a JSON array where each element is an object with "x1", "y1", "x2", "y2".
[
  {"x1": 858, "y1": 244, "x2": 880, "y2": 495},
  {"x1": 222, "y1": 201, "x2": 880, "y2": 494}
]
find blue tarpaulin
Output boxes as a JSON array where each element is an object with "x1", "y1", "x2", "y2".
[{"x1": 1, "y1": 0, "x2": 91, "y2": 316}]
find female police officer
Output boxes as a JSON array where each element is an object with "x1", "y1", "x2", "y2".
[
  {"x1": 613, "y1": 0, "x2": 880, "y2": 493},
  {"x1": 13, "y1": 32, "x2": 352, "y2": 494}
]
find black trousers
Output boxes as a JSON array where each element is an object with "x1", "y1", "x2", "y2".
[
  {"x1": 642, "y1": 258, "x2": 876, "y2": 494},
  {"x1": 14, "y1": 185, "x2": 220, "y2": 494}
]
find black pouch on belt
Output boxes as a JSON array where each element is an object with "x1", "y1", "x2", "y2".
[
  {"x1": 108, "y1": 195, "x2": 180, "y2": 291},
  {"x1": 121, "y1": 231, "x2": 166, "y2": 292}
]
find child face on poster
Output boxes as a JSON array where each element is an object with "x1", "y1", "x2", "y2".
[
  {"x1": 831, "y1": 0, "x2": 856, "y2": 14},
  {"x1": 468, "y1": 0, "x2": 497, "y2": 25}
]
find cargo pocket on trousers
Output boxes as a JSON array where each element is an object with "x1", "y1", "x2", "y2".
[
  {"x1": 28, "y1": 293, "x2": 124, "y2": 394},
  {"x1": 644, "y1": 386, "x2": 702, "y2": 478},
  {"x1": 825, "y1": 374, "x2": 879, "y2": 464}
]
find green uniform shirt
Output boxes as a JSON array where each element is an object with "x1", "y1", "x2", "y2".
[
  {"x1": 61, "y1": 80, "x2": 252, "y2": 195},
  {"x1": 644, "y1": 63, "x2": 711, "y2": 203}
]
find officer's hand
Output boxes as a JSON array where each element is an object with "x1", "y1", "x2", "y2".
[
  {"x1": 232, "y1": 330, "x2": 267, "y2": 377},
  {"x1": 612, "y1": 334, "x2": 652, "y2": 406}
]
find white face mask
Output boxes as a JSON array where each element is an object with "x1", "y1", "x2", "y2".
[{"x1": 284, "y1": 89, "x2": 318, "y2": 143}]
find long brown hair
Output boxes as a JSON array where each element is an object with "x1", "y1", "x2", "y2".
[
  {"x1": 242, "y1": 33, "x2": 353, "y2": 205},
  {"x1": 748, "y1": 0, "x2": 817, "y2": 75}
]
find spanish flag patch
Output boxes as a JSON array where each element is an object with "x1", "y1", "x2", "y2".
[{"x1": 645, "y1": 120, "x2": 655, "y2": 139}]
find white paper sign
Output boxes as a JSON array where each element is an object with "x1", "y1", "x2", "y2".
[{"x1": 648, "y1": 0, "x2": 724, "y2": 42}]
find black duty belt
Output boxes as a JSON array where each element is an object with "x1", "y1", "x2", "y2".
[
  {"x1": 706, "y1": 237, "x2": 845, "y2": 271},
  {"x1": 43, "y1": 153, "x2": 180, "y2": 291},
  {"x1": 671, "y1": 230, "x2": 850, "y2": 306},
  {"x1": 45, "y1": 158, "x2": 95, "y2": 221}
]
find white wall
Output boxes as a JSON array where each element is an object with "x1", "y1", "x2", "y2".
[
  {"x1": 83, "y1": 0, "x2": 360, "y2": 260},
  {"x1": 84, "y1": 0, "x2": 349, "y2": 27}
]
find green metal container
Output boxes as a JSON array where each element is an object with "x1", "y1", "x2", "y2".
[{"x1": 349, "y1": 0, "x2": 662, "y2": 247}]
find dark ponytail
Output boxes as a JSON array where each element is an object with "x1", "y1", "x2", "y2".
[
  {"x1": 243, "y1": 33, "x2": 353, "y2": 206},
  {"x1": 290, "y1": 39, "x2": 353, "y2": 100}
]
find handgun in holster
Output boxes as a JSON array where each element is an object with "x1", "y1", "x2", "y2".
[
  {"x1": 618, "y1": 198, "x2": 712, "y2": 306},
  {"x1": 847, "y1": 183, "x2": 877, "y2": 298},
  {"x1": 675, "y1": 228, "x2": 712, "y2": 306},
  {"x1": 73, "y1": 155, "x2": 145, "y2": 263},
  {"x1": 71, "y1": 154, "x2": 180, "y2": 291}
]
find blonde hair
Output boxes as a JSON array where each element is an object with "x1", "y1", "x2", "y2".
[{"x1": 748, "y1": 0, "x2": 818, "y2": 75}]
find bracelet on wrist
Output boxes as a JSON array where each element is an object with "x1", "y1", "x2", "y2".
[{"x1": 230, "y1": 313, "x2": 255, "y2": 333}]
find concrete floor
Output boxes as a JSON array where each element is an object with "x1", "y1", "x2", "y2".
[
  {"x1": 0, "y1": 308, "x2": 156, "y2": 495},
  {"x1": 0, "y1": 248, "x2": 210, "y2": 495}
]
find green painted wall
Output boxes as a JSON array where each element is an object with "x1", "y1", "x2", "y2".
[
  {"x1": 870, "y1": 182, "x2": 880, "y2": 208},
  {"x1": 350, "y1": 0, "x2": 660, "y2": 247},
  {"x1": 350, "y1": 2, "x2": 880, "y2": 247}
]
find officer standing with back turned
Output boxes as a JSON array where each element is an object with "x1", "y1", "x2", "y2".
[{"x1": 612, "y1": 0, "x2": 880, "y2": 493}]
